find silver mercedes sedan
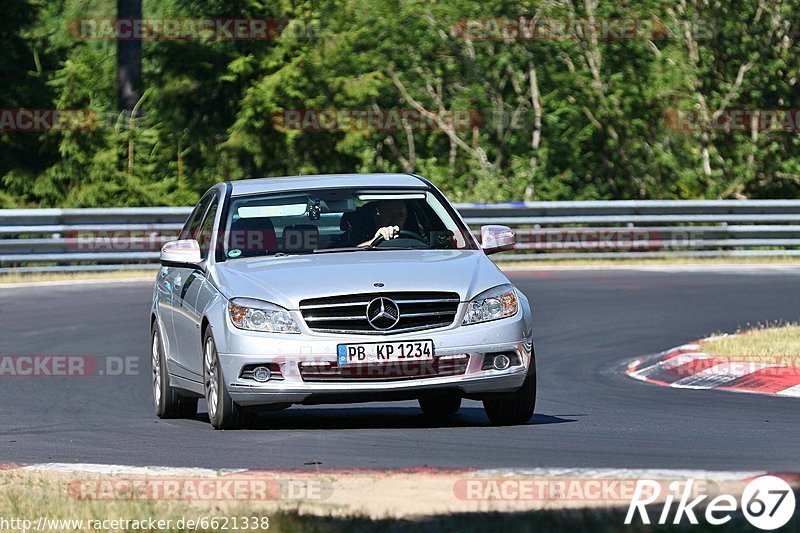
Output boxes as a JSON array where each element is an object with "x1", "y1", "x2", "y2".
[{"x1": 150, "y1": 174, "x2": 536, "y2": 429}]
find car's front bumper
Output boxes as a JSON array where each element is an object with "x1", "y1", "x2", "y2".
[{"x1": 216, "y1": 309, "x2": 533, "y2": 406}]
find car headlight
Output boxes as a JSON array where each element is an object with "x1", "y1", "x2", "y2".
[
  {"x1": 462, "y1": 284, "x2": 518, "y2": 325},
  {"x1": 228, "y1": 298, "x2": 300, "y2": 333}
]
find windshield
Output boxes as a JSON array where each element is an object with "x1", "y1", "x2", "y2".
[{"x1": 221, "y1": 188, "x2": 477, "y2": 258}]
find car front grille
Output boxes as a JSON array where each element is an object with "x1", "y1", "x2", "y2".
[
  {"x1": 299, "y1": 291, "x2": 461, "y2": 334},
  {"x1": 298, "y1": 355, "x2": 469, "y2": 381}
]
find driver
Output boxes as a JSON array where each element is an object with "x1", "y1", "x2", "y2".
[{"x1": 359, "y1": 200, "x2": 408, "y2": 246}]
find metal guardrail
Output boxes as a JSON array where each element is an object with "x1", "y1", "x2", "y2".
[{"x1": 1, "y1": 201, "x2": 800, "y2": 272}]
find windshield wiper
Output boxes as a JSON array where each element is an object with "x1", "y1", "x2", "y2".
[
  {"x1": 371, "y1": 246, "x2": 424, "y2": 251},
  {"x1": 313, "y1": 245, "x2": 427, "y2": 254},
  {"x1": 313, "y1": 246, "x2": 375, "y2": 254}
]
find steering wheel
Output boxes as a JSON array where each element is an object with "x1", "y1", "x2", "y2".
[{"x1": 371, "y1": 229, "x2": 428, "y2": 246}]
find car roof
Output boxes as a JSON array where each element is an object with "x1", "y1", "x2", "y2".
[{"x1": 229, "y1": 173, "x2": 427, "y2": 196}]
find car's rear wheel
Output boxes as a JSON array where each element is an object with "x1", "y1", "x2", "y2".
[
  {"x1": 203, "y1": 327, "x2": 254, "y2": 430},
  {"x1": 483, "y1": 365, "x2": 536, "y2": 426},
  {"x1": 419, "y1": 393, "x2": 461, "y2": 416},
  {"x1": 151, "y1": 325, "x2": 198, "y2": 419}
]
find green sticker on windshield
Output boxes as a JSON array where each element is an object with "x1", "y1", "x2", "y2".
[{"x1": 228, "y1": 249, "x2": 242, "y2": 258}]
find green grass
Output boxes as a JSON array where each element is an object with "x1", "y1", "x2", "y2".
[{"x1": 701, "y1": 323, "x2": 800, "y2": 363}]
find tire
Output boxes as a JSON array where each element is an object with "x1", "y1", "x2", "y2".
[
  {"x1": 419, "y1": 393, "x2": 462, "y2": 416},
  {"x1": 203, "y1": 327, "x2": 255, "y2": 429},
  {"x1": 483, "y1": 365, "x2": 536, "y2": 426},
  {"x1": 151, "y1": 325, "x2": 198, "y2": 419}
]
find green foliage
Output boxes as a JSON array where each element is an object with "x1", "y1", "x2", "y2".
[{"x1": 1, "y1": 0, "x2": 799, "y2": 206}]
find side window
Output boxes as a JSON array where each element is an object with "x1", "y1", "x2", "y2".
[
  {"x1": 196, "y1": 200, "x2": 219, "y2": 260},
  {"x1": 180, "y1": 195, "x2": 212, "y2": 241}
]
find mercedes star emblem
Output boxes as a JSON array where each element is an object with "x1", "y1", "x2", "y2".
[{"x1": 366, "y1": 297, "x2": 400, "y2": 330}]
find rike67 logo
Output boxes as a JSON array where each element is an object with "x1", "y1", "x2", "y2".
[{"x1": 626, "y1": 475, "x2": 796, "y2": 530}]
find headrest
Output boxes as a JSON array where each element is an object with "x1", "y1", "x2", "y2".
[
  {"x1": 339, "y1": 203, "x2": 379, "y2": 243},
  {"x1": 227, "y1": 216, "x2": 277, "y2": 256}
]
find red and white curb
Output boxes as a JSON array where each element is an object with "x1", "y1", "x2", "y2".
[{"x1": 627, "y1": 341, "x2": 800, "y2": 397}]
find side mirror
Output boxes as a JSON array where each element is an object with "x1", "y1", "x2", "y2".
[
  {"x1": 160, "y1": 239, "x2": 202, "y2": 268},
  {"x1": 481, "y1": 225, "x2": 516, "y2": 255}
]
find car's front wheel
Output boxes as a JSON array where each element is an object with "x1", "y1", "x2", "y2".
[
  {"x1": 151, "y1": 325, "x2": 198, "y2": 419},
  {"x1": 203, "y1": 327, "x2": 254, "y2": 430},
  {"x1": 482, "y1": 364, "x2": 536, "y2": 426}
]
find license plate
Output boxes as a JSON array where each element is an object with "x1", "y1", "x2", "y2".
[{"x1": 337, "y1": 340, "x2": 434, "y2": 365}]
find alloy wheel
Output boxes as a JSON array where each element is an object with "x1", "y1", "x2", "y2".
[
  {"x1": 204, "y1": 337, "x2": 219, "y2": 420},
  {"x1": 151, "y1": 332, "x2": 162, "y2": 408}
]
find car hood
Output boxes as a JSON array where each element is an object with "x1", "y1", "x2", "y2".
[{"x1": 212, "y1": 250, "x2": 510, "y2": 309}]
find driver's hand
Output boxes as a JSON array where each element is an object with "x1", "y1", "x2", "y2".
[{"x1": 374, "y1": 226, "x2": 400, "y2": 241}]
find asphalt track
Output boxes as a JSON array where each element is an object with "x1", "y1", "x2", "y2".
[{"x1": 1, "y1": 267, "x2": 798, "y2": 471}]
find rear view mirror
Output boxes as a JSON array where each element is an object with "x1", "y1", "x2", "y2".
[
  {"x1": 160, "y1": 239, "x2": 202, "y2": 268},
  {"x1": 480, "y1": 225, "x2": 516, "y2": 255},
  {"x1": 238, "y1": 204, "x2": 308, "y2": 218}
]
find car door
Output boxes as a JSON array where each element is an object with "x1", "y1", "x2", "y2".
[
  {"x1": 171, "y1": 196, "x2": 219, "y2": 380},
  {"x1": 155, "y1": 265, "x2": 176, "y2": 355},
  {"x1": 161, "y1": 195, "x2": 212, "y2": 376},
  {"x1": 194, "y1": 272, "x2": 222, "y2": 376}
]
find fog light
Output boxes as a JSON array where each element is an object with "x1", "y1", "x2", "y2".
[
  {"x1": 493, "y1": 354, "x2": 511, "y2": 370},
  {"x1": 253, "y1": 366, "x2": 272, "y2": 382}
]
